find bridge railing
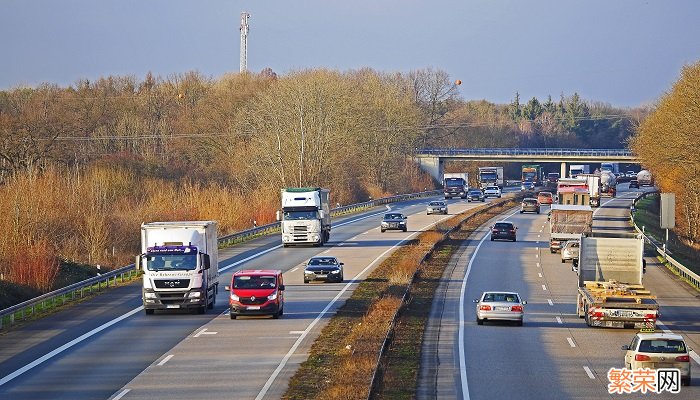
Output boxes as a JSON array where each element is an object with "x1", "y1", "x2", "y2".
[
  {"x1": 631, "y1": 191, "x2": 700, "y2": 291},
  {"x1": 0, "y1": 189, "x2": 441, "y2": 330},
  {"x1": 416, "y1": 148, "x2": 633, "y2": 157}
]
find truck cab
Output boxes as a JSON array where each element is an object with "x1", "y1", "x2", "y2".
[{"x1": 226, "y1": 270, "x2": 285, "y2": 319}]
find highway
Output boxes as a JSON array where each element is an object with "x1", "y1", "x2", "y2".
[
  {"x1": 0, "y1": 192, "x2": 505, "y2": 400},
  {"x1": 419, "y1": 184, "x2": 700, "y2": 399}
]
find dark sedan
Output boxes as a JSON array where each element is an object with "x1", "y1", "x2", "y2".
[
  {"x1": 304, "y1": 256, "x2": 344, "y2": 283},
  {"x1": 467, "y1": 189, "x2": 486, "y2": 202},
  {"x1": 491, "y1": 221, "x2": 517, "y2": 242}
]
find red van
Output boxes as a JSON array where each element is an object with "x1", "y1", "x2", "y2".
[{"x1": 226, "y1": 269, "x2": 285, "y2": 319}]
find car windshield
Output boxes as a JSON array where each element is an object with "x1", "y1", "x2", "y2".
[
  {"x1": 308, "y1": 257, "x2": 338, "y2": 266},
  {"x1": 284, "y1": 210, "x2": 319, "y2": 220},
  {"x1": 384, "y1": 214, "x2": 403, "y2": 220},
  {"x1": 233, "y1": 275, "x2": 277, "y2": 289},
  {"x1": 483, "y1": 293, "x2": 520, "y2": 303},
  {"x1": 638, "y1": 339, "x2": 687, "y2": 353},
  {"x1": 539, "y1": 193, "x2": 551, "y2": 197},
  {"x1": 146, "y1": 254, "x2": 197, "y2": 271},
  {"x1": 487, "y1": 186, "x2": 498, "y2": 190},
  {"x1": 480, "y1": 172, "x2": 497, "y2": 180},
  {"x1": 469, "y1": 190, "x2": 481, "y2": 194},
  {"x1": 445, "y1": 179, "x2": 465, "y2": 187},
  {"x1": 494, "y1": 223, "x2": 512, "y2": 229},
  {"x1": 524, "y1": 199, "x2": 537, "y2": 204},
  {"x1": 429, "y1": 202, "x2": 444, "y2": 206}
]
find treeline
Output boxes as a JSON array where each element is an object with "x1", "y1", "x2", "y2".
[
  {"x1": 632, "y1": 61, "x2": 700, "y2": 247},
  {"x1": 0, "y1": 66, "x2": 644, "y2": 295}
]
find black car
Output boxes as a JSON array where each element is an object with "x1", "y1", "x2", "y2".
[
  {"x1": 491, "y1": 221, "x2": 517, "y2": 242},
  {"x1": 467, "y1": 189, "x2": 486, "y2": 202},
  {"x1": 629, "y1": 179, "x2": 639, "y2": 189},
  {"x1": 304, "y1": 256, "x2": 344, "y2": 283},
  {"x1": 380, "y1": 213, "x2": 407, "y2": 232}
]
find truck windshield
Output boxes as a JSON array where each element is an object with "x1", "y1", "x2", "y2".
[
  {"x1": 445, "y1": 179, "x2": 465, "y2": 187},
  {"x1": 480, "y1": 172, "x2": 497, "y2": 180},
  {"x1": 146, "y1": 254, "x2": 197, "y2": 271},
  {"x1": 283, "y1": 210, "x2": 319, "y2": 220},
  {"x1": 523, "y1": 172, "x2": 537, "y2": 180}
]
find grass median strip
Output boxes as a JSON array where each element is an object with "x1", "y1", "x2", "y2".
[{"x1": 283, "y1": 197, "x2": 522, "y2": 400}]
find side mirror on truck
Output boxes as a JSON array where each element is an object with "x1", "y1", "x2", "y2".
[
  {"x1": 134, "y1": 255, "x2": 141, "y2": 271},
  {"x1": 276, "y1": 210, "x2": 281, "y2": 221},
  {"x1": 202, "y1": 254, "x2": 211, "y2": 270}
]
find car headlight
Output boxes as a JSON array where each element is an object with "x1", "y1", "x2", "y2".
[
  {"x1": 267, "y1": 291, "x2": 278, "y2": 301},
  {"x1": 304, "y1": 270, "x2": 315, "y2": 275},
  {"x1": 144, "y1": 292, "x2": 157, "y2": 299},
  {"x1": 331, "y1": 270, "x2": 340, "y2": 274},
  {"x1": 381, "y1": 222, "x2": 388, "y2": 226},
  {"x1": 187, "y1": 291, "x2": 201, "y2": 298},
  {"x1": 230, "y1": 293, "x2": 240, "y2": 302}
]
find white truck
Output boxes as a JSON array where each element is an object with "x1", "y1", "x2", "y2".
[
  {"x1": 600, "y1": 170, "x2": 617, "y2": 197},
  {"x1": 477, "y1": 167, "x2": 504, "y2": 189},
  {"x1": 576, "y1": 232, "x2": 658, "y2": 329},
  {"x1": 577, "y1": 173, "x2": 602, "y2": 207},
  {"x1": 443, "y1": 173, "x2": 469, "y2": 199},
  {"x1": 137, "y1": 221, "x2": 219, "y2": 315},
  {"x1": 637, "y1": 170, "x2": 654, "y2": 186},
  {"x1": 549, "y1": 204, "x2": 593, "y2": 253},
  {"x1": 278, "y1": 187, "x2": 331, "y2": 247},
  {"x1": 569, "y1": 164, "x2": 590, "y2": 178}
]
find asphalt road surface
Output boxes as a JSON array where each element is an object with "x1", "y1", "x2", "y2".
[
  {"x1": 419, "y1": 184, "x2": 700, "y2": 399},
  {"x1": 0, "y1": 192, "x2": 511, "y2": 400}
]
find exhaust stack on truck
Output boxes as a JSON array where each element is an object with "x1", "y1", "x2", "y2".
[{"x1": 136, "y1": 221, "x2": 219, "y2": 315}]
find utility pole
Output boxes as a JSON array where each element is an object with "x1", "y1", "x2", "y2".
[{"x1": 240, "y1": 12, "x2": 250, "y2": 73}]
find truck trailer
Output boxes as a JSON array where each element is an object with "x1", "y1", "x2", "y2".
[
  {"x1": 577, "y1": 173, "x2": 602, "y2": 207},
  {"x1": 278, "y1": 187, "x2": 331, "y2": 247},
  {"x1": 443, "y1": 173, "x2": 469, "y2": 199},
  {"x1": 549, "y1": 204, "x2": 593, "y2": 253},
  {"x1": 137, "y1": 221, "x2": 219, "y2": 315},
  {"x1": 576, "y1": 232, "x2": 658, "y2": 329}
]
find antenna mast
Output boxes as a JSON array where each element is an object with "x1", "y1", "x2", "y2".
[{"x1": 240, "y1": 12, "x2": 250, "y2": 73}]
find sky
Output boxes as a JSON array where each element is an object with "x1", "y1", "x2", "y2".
[{"x1": 1, "y1": 0, "x2": 699, "y2": 107}]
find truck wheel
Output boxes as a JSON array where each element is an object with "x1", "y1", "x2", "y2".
[
  {"x1": 682, "y1": 376, "x2": 690, "y2": 386},
  {"x1": 207, "y1": 295, "x2": 215, "y2": 309},
  {"x1": 145, "y1": 309, "x2": 154, "y2": 315},
  {"x1": 196, "y1": 306, "x2": 206, "y2": 315},
  {"x1": 561, "y1": 259, "x2": 566, "y2": 263},
  {"x1": 230, "y1": 313, "x2": 237, "y2": 320}
]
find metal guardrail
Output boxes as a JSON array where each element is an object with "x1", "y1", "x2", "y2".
[
  {"x1": 417, "y1": 148, "x2": 634, "y2": 157},
  {"x1": 631, "y1": 191, "x2": 700, "y2": 291},
  {"x1": 0, "y1": 190, "x2": 441, "y2": 330}
]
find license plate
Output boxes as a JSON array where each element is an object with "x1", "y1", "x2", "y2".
[
  {"x1": 317, "y1": 274, "x2": 328, "y2": 278},
  {"x1": 247, "y1": 306, "x2": 261, "y2": 310},
  {"x1": 166, "y1": 305, "x2": 180, "y2": 309},
  {"x1": 496, "y1": 306, "x2": 511, "y2": 311}
]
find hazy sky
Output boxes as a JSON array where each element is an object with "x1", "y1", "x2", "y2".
[{"x1": 1, "y1": 0, "x2": 699, "y2": 106}]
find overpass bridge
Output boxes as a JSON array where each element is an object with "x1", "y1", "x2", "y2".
[{"x1": 415, "y1": 148, "x2": 637, "y2": 181}]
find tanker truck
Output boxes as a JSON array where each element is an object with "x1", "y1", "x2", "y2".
[
  {"x1": 636, "y1": 170, "x2": 654, "y2": 187},
  {"x1": 600, "y1": 170, "x2": 617, "y2": 197}
]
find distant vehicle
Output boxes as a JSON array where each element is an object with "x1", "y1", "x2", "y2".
[
  {"x1": 569, "y1": 164, "x2": 590, "y2": 178},
  {"x1": 303, "y1": 256, "x2": 344, "y2": 283},
  {"x1": 629, "y1": 179, "x2": 640, "y2": 189},
  {"x1": 426, "y1": 200, "x2": 448, "y2": 215},
  {"x1": 600, "y1": 162, "x2": 619, "y2": 174},
  {"x1": 549, "y1": 205, "x2": 593, "y2": 253},
  {"x1": 484, "y1": 185, "x2": 502, "y2": 198},
  {"x1": 637, "y1": 170, "x2": 654, "y2": 186},
  {"x1": 443, "y1": 173, "x2": 469, "y2": 199},
  {"x1": 521, "y1": 181, "x2": 535, "y2": 191},
  {"x1": 626, "y1": 170, "x2": 637, "y2": 178},
  {"x1": 520, "y1": 198, "x2": 540, "y2": 214},
  {"x1": 622, "y1": 332, "x2": 691, "y2": 386},
  {"x1": 226, "y1": 269, "x2": 285, "y2": 319},
  {"x1": 478, "y1": 166, "x2": 504, "y2": 189},
  {"x1": 522, "y1": 164, "x2": 543, "y2": 185},
  {"x1": 546, "y1": 172, "x2": 560, "y2": 189},
  {"x1": 381, "y1": 213, "x2": 407, "y2": 232},
  {"x1": 561, "y1": 240, "x2": 580, "y2": 263},
  {"x1": 577, "y1": 174, "x2": 602, "y2": 207},
  {"x1": 491, "y1": 221, "x2": 517, "y2": 242},
  {"x1": 537, "y1": 191, "x2": 554, "y2": 204},
  {"x1": 278, "y1": 187, "x2": 331, "y2": 247},
  {"x1": 467, "y1": 188, "x2": 485, "y2": 202},
  {"x1": 474, "y1": 291, "x2": 526, "y2": 326}
]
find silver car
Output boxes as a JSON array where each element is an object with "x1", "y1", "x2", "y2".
[
  {"x1": 561, "y1": 240, "x2": 580, "y2": 263},
  {"x1": 474, "y1": 291, "x2": 526, "y2": 326},
  {"x1": 426, "y1": 201, "x2": 448, "y2": 215}
]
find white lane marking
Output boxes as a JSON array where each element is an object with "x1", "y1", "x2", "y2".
[
  {"x1": 542, "y1": 284, "x2": 547, "y2": 291},
  {"x1": 536, "y1": 262, "x2": 540, "y2": 268},
  {"x1": 535, "y1": 254, "x2": 539, "y2": 258},
  {"x1": 112, "y1": 389, "x2": 131, "y2": 400},
  {"x1": 458, "y1": 208, "x2": 520, "y2": 400},
  {"x1": 289, "y1": 331, "x2": 305, "y2": 335},
  {"x1": 656, "y1": 320, "x2": 700, "y2": 367},
  {"x1": 557, "y1": 316, "x2": 563, "y2": 324},
  {"x1": 0, "y1": 306, "x2": 143, "y2": 386},
  {"x1": 567, "y1": 337, "x2": 576, "y2": 347},
  {"x1": 547, "y1": 299, "x2": 553, "y2": 306},
  {"x1": 583, "y1": 366, "x2": 595, "y2": 379},
  {"x1": 157, "y1": 354, "x2": 174, "y2": 366},
  {"x1": 538, "y1": 273, "x2": 543, "y2": 278},
  {"x1": 290, "y1": 267, "x2": 299, "y2": 273},
  {"x1": 322, "y1": 249, "x2": 331, "y2": 254},
  {"x1": 255, "y1": 216, "x2": 447, "y2": 400},
  {"x1": 386, "y1": 205, "x2": 391, "y2": 210},
  {"x1": 193, "y1": 328, "x2": 217, "y2": 338}
]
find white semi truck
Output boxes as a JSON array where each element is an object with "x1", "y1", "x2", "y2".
[
  {"x1": 278, "y1": 187, "x2": 331, "y2": 247},
  {"x1": 137, "y1": 221, "x2": 219, "y2": 315},
  {"x1": 576, "y1": 232, "x2": 658, "y2": 329},
  {"x1": 477, "y1": 167, "x2": 504, "y2": 189},
  {"x1": 569, "y1": 164, "x2": 590, "y2": 178}
]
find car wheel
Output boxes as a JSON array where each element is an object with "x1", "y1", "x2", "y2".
[
  {"x1": 682, "y1": 376, "x2": 690, "y2": 386},
  {"x1": 550, "y1": 249, "x2": 557, "y2": 254},
  {"x1": 512, "y1": 237, "x2": 517, "y2": 242},
  {"x1": 520, "y1": 210, "x2": 523, "y2": 214},
  {"x1": 477, "y1": 318, "x2": 483, "y2": 325},
  {"x1": 304, "y1": 279, "x2": 309, "y2": 284},
  {"x1": 145, "y1": 309, "x2": 154, "y2": 315},
  {"x1": 490, "y1": 237, "x2": 494, "y2": 241},
  {"x1": 272, "y1": 309, "x2": 281, "y2": 319},
  {"x1": 481, "y1": 199, "x2": 485, "y2": 202},
  {"x1": 339, "y1": 274, "x2": 344, "y2": 281},
  {"x1": 517, "y1": 320, "x2": 523, "y2": 327},
  {"x1": 381, "y1": 228, "x2": 386, "y2": 233},
  {"x1": 229, "y1": 313, "x2": 237, "y2": 320},
  {"x1": 537, "y1": 210, "x2": 540, "y2": 214},
  {"x1": 561, "y1": 259, "x2": 566, "y2": 263},
  {"x1": 403, "y1": 227, "x2": 407, "y2": 232},
  {"x1": 498, "y1": 195, "x2": 502, "y2": 198}
]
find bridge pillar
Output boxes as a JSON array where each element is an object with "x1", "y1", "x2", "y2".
[
  {"x1": 416, "y1": 156, "x2": 444, "y2": 184},
  {"x1": 561, "y1": 162, "x2": 567, "y2": 178}
]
